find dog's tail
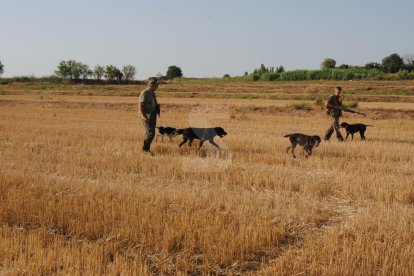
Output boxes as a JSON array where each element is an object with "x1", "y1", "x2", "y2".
[
  {"x1": 283, "y1": 134, "x2": 291, "y2": 138},
  {"x1": 366, "y1": 125, "x2": 374, "y2": 127}
]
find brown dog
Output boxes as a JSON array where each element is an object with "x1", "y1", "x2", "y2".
[{"x1": 284, "y1": 133, "x2": 321, "y2": 158}]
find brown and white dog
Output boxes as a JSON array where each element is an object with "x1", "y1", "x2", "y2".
[
  {"x1": 156, "y1": 126, "x2": 178, "y2": 142},
  {"x1": 284, "y1": 133, "x2": 321, "y2": 158}
]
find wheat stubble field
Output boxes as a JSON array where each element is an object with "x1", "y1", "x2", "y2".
[{"x1": 0, "y1": 80, "x2": 414, "y2": 275}]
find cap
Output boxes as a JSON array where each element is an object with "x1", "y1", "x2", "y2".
[{"x1": 148, "y1": 77, "x2": 158, "y2": 86}]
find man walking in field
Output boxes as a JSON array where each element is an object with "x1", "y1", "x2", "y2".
[
  {"x1": 139, "y1": 77, "x2": 160, "y2": 155},
  {"x1": 324, "y1": 86, "x2": 344, "y2": 142}
]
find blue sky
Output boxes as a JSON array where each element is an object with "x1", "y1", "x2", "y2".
[{"x1": 1, "y1": 0, "x2": 413, "y2": 79}]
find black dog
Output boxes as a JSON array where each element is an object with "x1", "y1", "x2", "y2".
[
  {"x1": 176, "y1": 127, "x2": 227, "y2": 149},
  {"x1": 156, "y1": 126, "x2": 178, "y2": 142},
  {"x1": 284, "y1": 133, "x2": 321, "y2": 158},
  {"x1": 339, "y1": 122, "x2": 373, "y2": 140}
]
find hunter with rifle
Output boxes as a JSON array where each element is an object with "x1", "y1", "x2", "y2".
[
  {"x1": 324, "y1": 86, "x2": 366, "y2": 142},
  {"x1": 139, "y1": 77, "x2": 161, "y2": 155}
]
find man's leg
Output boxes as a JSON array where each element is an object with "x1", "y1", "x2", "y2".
[
  {"x1": 324, "y1": 124, "x2": 334, "y2": 141},
  {"x1": 332, "y1": 116, "x2": 343, "y2": 141},
  {"x1": 142, "y1": 113, "x2": 157, "y2": 152}
]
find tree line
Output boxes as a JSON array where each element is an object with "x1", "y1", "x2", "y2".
[
  {"x1": 1, "y1": 53, "x2": 414, "y2": 82},
  {"x1": 320, "y1": 53, "x2": 414, "y2": 73},
  {"x1": 0, "y1": 59, "x2": 183, "y2": 84},
  {"x1": 54, "y1": 61, "x2": 131, "y2": 82},
  {"x1": 242, "y1": 53, "x2": 414, "y2": 81},
  {"x1": 54, "y1": 60, "x2": 183, "y2": 83}
]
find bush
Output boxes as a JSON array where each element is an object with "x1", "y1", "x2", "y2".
[
  {"x1": 251, "y1": 74, "x2": 260, "y2": 81},
  {"x1": 274, "y1": 68, "x2": 384, "y2": 81},
  {"x1": 307, "y1": 70, "x2": 320, "y2": 80},
  {"x1": 238, "y1": 94, "x2": 259, "y2": 99},
  {"x1": 344, "y1": 101, "x2": 359, "y2": 109},
  {"x1": 287, "y1": 102, "x2": 312, "y2": 111},
  {"x1": 39, "y1": 75, "x2": 62, "y2": 83},
  {"x1": 396, "y1": 70, "x2": 414, "y2": 80},
  {"x1": 315, "y1": 98, "x2": 324, "y2": 107},
  {"x1": 365, "y1": 62, "x2": 382, "y2": 69},
  {"x1": 260, "y1": 72, "x2": 279, "y2": 81},
  {"x1": 248, "y1": 64, "x2": 284, "y2": 81},
  {"x1": 280, "y1": 70, "x2": 308, "y2": 81},
  {"x1": 10, "y1": 75, "x2": 37, "y2": 82}
]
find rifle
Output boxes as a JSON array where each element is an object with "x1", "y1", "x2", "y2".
[
  {"x1": 340, "y1": 106, "x2": 367, "y2": 117},
  {"x1": 327, "y1": 103, "x2": 367, "y2": 117}
]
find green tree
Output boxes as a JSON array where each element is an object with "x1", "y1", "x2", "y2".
[
  {"x1": 276, "y1": 65, "x2": 285, "y2": 73},
  {"x1": 68, "y1": 60, "x2": 82, "y2": 80},
  {"x1": 321, "y1": 58, "x2": 336, "y2": 69},
  {"x1": 253, "y1": 64, "x2": 274, "y2": 75},
  {"x1": 105, "y1": 65, "x2": 123, "y2": 83},
  {"x1": 166, "y1": 65, "x2": 183, "y2": 79},
  {"x1": 122, "y1": 65, "x2": 136, "y2": 81},
  {"x1": 79, "y1": 63, "x2": 92, "y2": 80},
  {"x1": 403, "y1": 54, "x2": 414, "y2": 71},
  {"x1": 0, "y1": 60, "x2": 4, "y2": 75},
  {"x1": 55, "y1": 61, "x2": 71, "y2": 79},
  {"x1": 382, "y1": 53, "x2": 404, "y2": 73},
  {"x1": 365, "y1": 62, "x2": 381, "y2": 69},
  {"x1": 93, "y1": 65, "x2": 105, "y2": 80},
  {"x1": 223, "y1": 74, "x2": 230, "y2": 78},
  {"x1": 54, "y1": 60, "x2": 90, "y2": 81}
]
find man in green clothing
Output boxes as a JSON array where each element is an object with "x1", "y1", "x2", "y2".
[
  {"x1": 139, "y1": 77, "x2": 160, "y2": 155},
  {"x1": 324, "y1": 86, "x2": 344, "y2": 142}
]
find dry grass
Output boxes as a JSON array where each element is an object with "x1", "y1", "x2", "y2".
[
  {"x1": 1, "y1": 81, "x2": 414, "y2": 275},
  {"x1": 1, "y1": 79, "x2": 414, "y2": 101}
]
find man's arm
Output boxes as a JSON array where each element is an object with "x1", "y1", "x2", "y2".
[
  {"x1": 140, "y1": 102, "x2": 149, "y2": 122},
  {"x1": 326, "y1": 101, "x2": 341, "y2": 110},
  {"x1": 139, "y1": 91, "x2": 149, "y2": 122}
]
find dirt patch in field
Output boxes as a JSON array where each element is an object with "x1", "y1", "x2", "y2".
[{"x1": 1, "y1": 99, "x2": 413, "y2": 120}]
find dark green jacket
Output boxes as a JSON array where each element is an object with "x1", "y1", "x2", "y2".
[{"x1": 327, "y1": 94, "x2": 342, "y2": 117}]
